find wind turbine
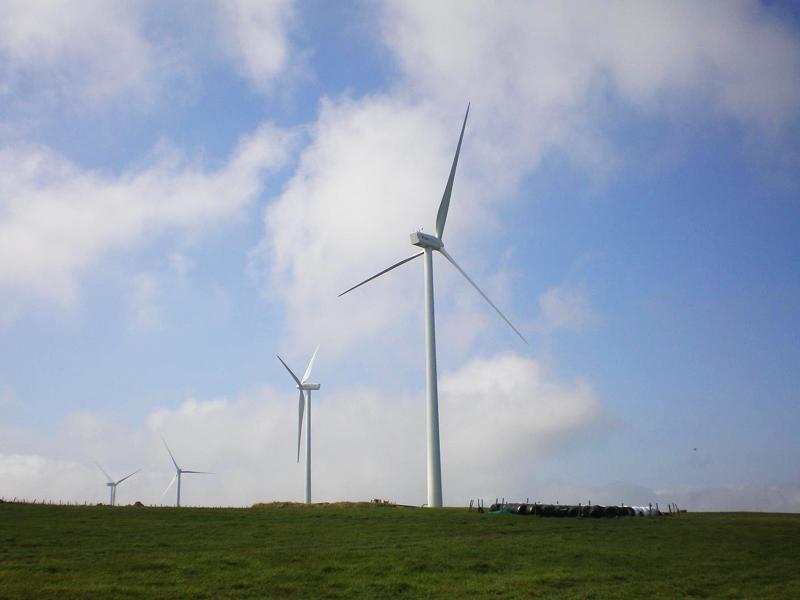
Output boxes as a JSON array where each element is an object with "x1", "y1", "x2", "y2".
[
  {"x1": 339, "y1": 105, "x2": 526, "y2": 507},
  {"x1": 276, "y1": 346, "x2": 320, "y2": 504},
  {"x1": 95, "y1": 463, "x2": 140, "y2": 506},
  {"x1": 161, "y1": 437, "x2": 212, "y2": 507}
]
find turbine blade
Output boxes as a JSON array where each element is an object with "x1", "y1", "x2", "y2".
[
  {"x1": 439, "y1": 247, "x2": 528, "y2": 344},
  {"x1": 277, "y1": 355, "x2": 302, "y2": 386},
  {"x1": 181, "y1": 470, "x2": 213, "y2": 474},
  {"x1": 115, "y1": 469, "x2": 141, "y2": 485},
  {"x1": 338, "y1": 251, "x2": 424, "y2": 297},
  {"x1": 161, "y1": 475, "x2": 177, "y2": 497},
  {"x1": 161, "y1": 436, "x2": 180, "y2": 470},
  {"x1": 95, "y1": 462, "x2": 113, "y2": 483},
  {"x1": 435, "y1": 103, "x2": 470, "y2": 240},
  {"x1": 301, "y1": 345, "x2": 320, "y2": 384},
  {"x1": 297, "y1": 390, "x2": 305, "y2": 463}
]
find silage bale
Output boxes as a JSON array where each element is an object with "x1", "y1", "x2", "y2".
[
  {"x1": 554, "y1": 505, "x2": 571, "y2": 518},
  {"x1": 590, "y1": 505, "x2": 605, "y2": 518},
  {"x1": 541, "y1": 504, "x2": 556, "y2": 517}
]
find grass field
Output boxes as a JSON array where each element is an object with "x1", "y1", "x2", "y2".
[{"x1": 1, "y1": 502, "x2": 798, "y2": 599}]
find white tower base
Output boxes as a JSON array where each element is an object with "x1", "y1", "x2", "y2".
[{"x1": 423, "y1": 247, "x2": 443, "y2": 507}]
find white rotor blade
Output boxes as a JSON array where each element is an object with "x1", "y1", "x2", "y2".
[
  {"x1": 296, "y1": 390, "x2": 305, "y2": 463},
  {"x1": 161, "y1": 436, "x2": 180, "y2": 470},
  {"x1": 277, "y1": 355, "x2": 302, "y2": 386},
  {"x1": 95, "y1": 462, "x2": 113, "y2": 483},
  {"x1": 182, "y1": 470, "x2": 213, "y2": 475},
  {"x1": 115, "y1": 469, "x2": 141, "y2": 485},
  {"x1": 435, "y1": 103, "x2": 470, "y2": 240},
  {"x1": 439, "y1": 247, "x2": 528, "y2": 344},
  {"x1": 338, "y1": 251, "x2": 424, "y2": 297},
  {"x1": 301, "y1": 345, "x2": 320, "y2": 384},
  {"x1": 161, "y1": 475, "x2": 177, "y2": 498}
]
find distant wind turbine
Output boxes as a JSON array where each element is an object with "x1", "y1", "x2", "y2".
[
  {"x1": 339, "y1": 105, "x2": 526, "y2": 507},
  {"x1": 161, "y1": 437, "x2": 212, "y2": 507},
  {"x1": 95, "y1": 462, "x2": 140, "y2": 506},
  {"x1": 277, "y1": 346, "x2": 320, "y2": 504}
]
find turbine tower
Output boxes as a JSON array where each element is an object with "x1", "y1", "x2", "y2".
[
  {"x1": 161, "y1": 437, "x2": 212, "y2": 507},
  {"x1": 95, "y1": 463, "x2": 140, "y2": 506},
  {"x1": 277, "y1": 346, "x2": 320, "y2": 504},
  {"x1": 339, "y1": 105, "x2": 526, "y2": 507}
]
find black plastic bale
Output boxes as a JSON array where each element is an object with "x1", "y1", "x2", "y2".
[
  {"x1": 590, "y1": 505, "x2": 606, "y2": 518},
  {"x1": 604, "y1": 505, "x2": 619, "y2": 518},
  {"x1": 567, "y1": 505, "x2": 581, "y2": 517},
  {"x1": 514, "y1": 503, "x2": 527, "y2": 515},
  {"x1": 541, "y1": 504, "x2": 556, "y2": 517}
]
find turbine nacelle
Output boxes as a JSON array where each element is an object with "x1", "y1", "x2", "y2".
[
  {"x1": 297, "y1": 383, "x2": 320, "y2": 390},
  {"x1": 410, "y1": 231, "x2": 443, "y2": 250}
]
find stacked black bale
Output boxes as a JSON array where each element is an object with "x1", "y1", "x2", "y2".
[
  {"x1": 487, "y1": 502, "x2": 647, "y2": 517},
  {"x1": 526, "y1": 503, "x2": 541, "y2": 515},
  {"x1": 589, "y1": 505, "x2": 606, "y2": 518}
]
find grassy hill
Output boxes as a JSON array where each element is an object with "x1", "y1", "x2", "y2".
[{"x1": 1, "y1": 502, "x2": 798, "y2": 598}]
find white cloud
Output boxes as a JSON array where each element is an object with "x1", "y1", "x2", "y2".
[
  {"x1": 440, "y1": 354, "x2": 599, "y2": 498},
  {"x1": 0, "y1": 123, "x2": 298, "y2": 309},
  {"x1": 258, "y1": 1, "x2": 800, "y2": 361},
  {"x1": 0, "y1": 353, "x2": 599, "y2": 506},
  {"x1": 6, "y1": 367, "x2": 799, "y2": 511},
  {"x1": 0, "y1": 0, "x2": 156, "y2": 101},
  {"x1": 383, "y1": 0, "x2": 800, "y2": 146},
  {"x1": 215, "y1": 0, "x2": 296, "y2": 91},
  {"x1": 257, "y1": 96, "x2": 496, "y2": 357},
  {"x1": 0, "y1": 454, "x2": 100, "y2": 504},
  {"x1": 0, "y1": 0, "x2": 301, "y2": 114}
]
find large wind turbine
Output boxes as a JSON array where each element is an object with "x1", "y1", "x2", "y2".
[
  {"x1": 161, "y1": 437, "x2": 212, "y2": 507},
  {"x1": 339, "y1": 105, "x2": 526, "y2": 507},
  {"x1": 276, "y1": 346, "x2": 320, "y2": 504},
  {"x1": 95, "y1": 463, "x2": 140, "y2": 506}
]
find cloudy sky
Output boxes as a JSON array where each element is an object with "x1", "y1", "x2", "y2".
[{"x1": 2, "y1": 0, "x2": 799, "y2": 511}]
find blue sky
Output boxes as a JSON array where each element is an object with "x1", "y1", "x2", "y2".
[{"x1": 1, "y1": 0, "x2": 799, "y2": 510}]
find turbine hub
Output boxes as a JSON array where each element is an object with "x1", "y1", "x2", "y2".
[
  {"x1": 298, "y1": 383, "x2": 321, "y2": 390},
  {"x1": 410, "y1": 231, "x2": 443, "y2": 250}
]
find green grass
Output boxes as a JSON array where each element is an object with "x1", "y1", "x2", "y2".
[{"x1": 1, "y1": 502, "x2": 799, "y2": 599}]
